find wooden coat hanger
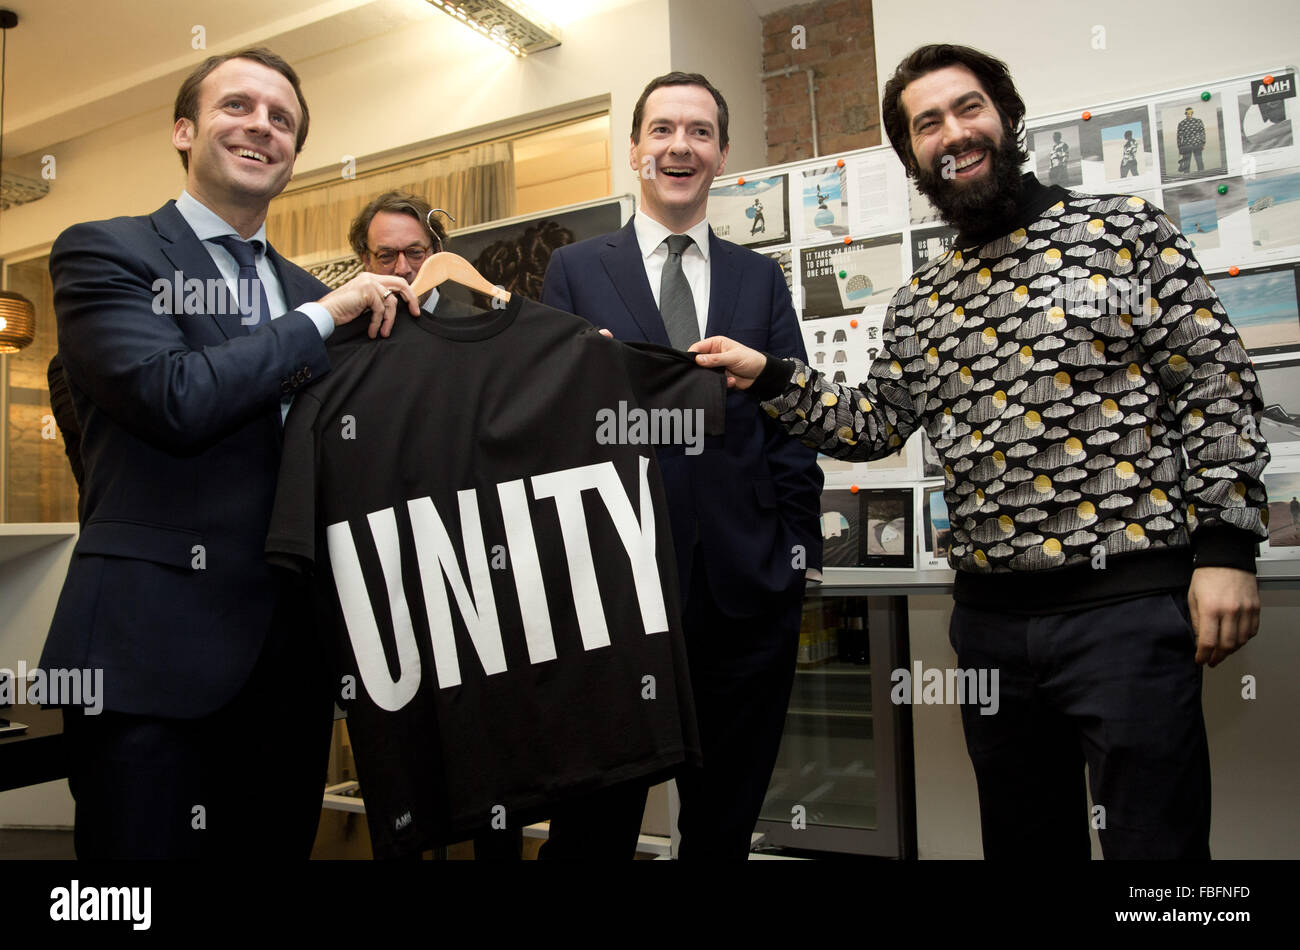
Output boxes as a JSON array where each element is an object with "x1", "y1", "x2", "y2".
[{"x1": 410, "y1": 252, "x2": 510, "y2": 305}]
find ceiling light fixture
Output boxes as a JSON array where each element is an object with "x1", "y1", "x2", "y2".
[{"x1": 424, "y1": 0, "x2": 561, "y2": 58}]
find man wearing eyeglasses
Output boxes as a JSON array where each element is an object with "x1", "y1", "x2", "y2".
[{"x1": 348, "y1": 191, "x2": 448, "y2": 284}]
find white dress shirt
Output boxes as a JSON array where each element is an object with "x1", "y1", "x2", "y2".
[
  {"x1": 175, "y1": 190, "x2": 334, "y2": 340},
  {"x1": 176, "y1": 190, "x2": 334, "y2": 421},
  {"x1": 633, "y1": 209, "x2": 712, "y2": 339}
]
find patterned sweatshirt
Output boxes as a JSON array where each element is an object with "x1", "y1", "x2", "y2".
[{"x1": 752, "y1": 174, "x2": 1271, "y2": 613}]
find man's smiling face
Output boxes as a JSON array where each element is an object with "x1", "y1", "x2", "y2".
[
  {"x1": 172, "y1": 57, "x2": 302, "y2": 209},
  {"x1": 901, "y1": 64, "x2": 1005, "y2": 187},
  {"x1": 899, "y1": 64, "x2": 1025, "y2": 234},
  {"x1": 629, "y1": 83, "x2": 729, "y2": 231}
]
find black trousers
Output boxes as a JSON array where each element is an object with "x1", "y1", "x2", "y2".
[
  {"x1": 948, "y1": 591, "x2": 1211, "y2": 860},
  {"x1": 541, "y1": 556, "x2": 803, "y2": 860},
  {"x1": 63, "y1": 596, "x2": 336, "y2": 860}
]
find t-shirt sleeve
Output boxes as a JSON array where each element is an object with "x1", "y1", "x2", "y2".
[
  {"x1": 613, "y1": 338, "x2": 727, "y2": 436},
  {"x1": 265, "y1": 391, "x2": 324, "y2": 573}
]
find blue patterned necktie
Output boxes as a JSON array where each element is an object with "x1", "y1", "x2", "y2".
[{"x1": 210, "y1": 235, "x2": 270, "y2": 331}]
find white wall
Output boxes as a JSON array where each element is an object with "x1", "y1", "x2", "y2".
[
  {"x1": 667, "y1": 0, "x2": 766, "y2": 175},
  {"x1": 0, "y1": 0, "x2": 676, "y2": 258}
]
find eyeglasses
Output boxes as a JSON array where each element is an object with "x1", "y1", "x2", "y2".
[{"x1": 368, "y1": 242, "x2": 436, "y2": 268}]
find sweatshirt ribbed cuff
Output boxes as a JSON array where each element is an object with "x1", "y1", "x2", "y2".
[
  {"x1": 751, "y1": 353, "x2": 796, "y2": 401},
  {"x1": 1191, "y1": 524, "x2": 1258, "y2": 574}
]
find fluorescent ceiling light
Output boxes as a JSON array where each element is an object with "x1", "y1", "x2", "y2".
[{"x1": 424, "y1": 0, "x2": 561, "y2": 57}]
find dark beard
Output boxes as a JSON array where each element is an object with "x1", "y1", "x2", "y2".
[{"x1": 912, "y1": 134, "x2": 1025, "y2": 239}]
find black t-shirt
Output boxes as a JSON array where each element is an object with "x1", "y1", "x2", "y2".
[{"x1": 265, "y1": 289, "x2": 723, "y2": 856}]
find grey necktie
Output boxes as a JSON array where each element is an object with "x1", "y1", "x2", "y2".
[{"x1": 659, "y1": 234, "x2": 699, "y2": 349}]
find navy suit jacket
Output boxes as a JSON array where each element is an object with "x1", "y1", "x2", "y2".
[
  {"x1": 40, "y1": 201, "x2": 332, "y2": 717},
  {"x1": 543, "y1": 219, "x2": 822, "y2": 617}
]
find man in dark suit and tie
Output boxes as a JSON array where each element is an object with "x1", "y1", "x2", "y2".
[
  {"x1": 540, "y1": 72, "x2": 823, "y2": 859},
  {"x1": 41, "y1": 47, "x2": 418, "y2": 859}
]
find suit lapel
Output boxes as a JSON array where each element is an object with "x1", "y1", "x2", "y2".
[
  {"x1": 600, "y1": 220, "x2": 671, "y2": 346},
  {"x1": 705, "y1": 229, "x2": 741, "y2": 339},
  {"x1": 152, "y1": 201, "x2": 246, "y2": 341},
  {"x1": 266, "y1": 244, "x2": 322, "y2": 309}
]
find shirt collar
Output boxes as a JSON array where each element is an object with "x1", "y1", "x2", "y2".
[
  {"x1": 633, "y1": 208, "x2": 712, "y2": 262},
  {"x1": 177, "y1": 190, "x2": 270, "y2": 253}
]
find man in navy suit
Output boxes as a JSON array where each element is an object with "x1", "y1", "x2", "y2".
[
  {"x1": 41, "y1": 47, "x2": 418, "y2": 859},
  {"x1": 540, "y1": 72, "x2": 823, "y2": 859}
]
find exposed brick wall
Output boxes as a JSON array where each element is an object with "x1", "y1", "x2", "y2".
[{"x1": 761, "y1": 0, "x2": 880, "y2": 166}]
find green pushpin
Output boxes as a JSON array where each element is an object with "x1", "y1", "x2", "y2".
[
  {"x1": 839, "y1": 270, "x2": 847, "y2": 279},
  {"x1": 1200, "y1": 91, "x2": 1211, "y2": 101},
  {"x1": 1217, "y1": 184, "x2": 1228, "y2": 195}
]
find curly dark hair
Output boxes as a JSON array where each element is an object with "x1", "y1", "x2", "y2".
[
  {"x1": 881, "y1": 44, "x2": 1029, "y2": 175},
  {"x1": 472, "y1": 219, "x2": 574, "y2": 306}
]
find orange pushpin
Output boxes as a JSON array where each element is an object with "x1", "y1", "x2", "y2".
[
  {"x1": 1081, "y1": 111, "x2": 1092, "y2": 121},
  {"x1": 836, "y1": 158, "x2": 845, "y2": 167},
  {"x1": 850, "y1": 319, "x2": 859, "y2": 328},
  {"x1": 849, "y1": 484, "x2": 859, "y2": 494},
  {"x1": 1228, "y1": 266, "x2": 1240, "y2": 276},
  {"x1": 843, "y1": 236, "x2": 852, "y2": 244},
  {"x1": 737, "y1": 177, "x2": 745, "y2": 185},
  {"x1": 1264, "y1": 74, "x2": 1275, "y2": 85}
]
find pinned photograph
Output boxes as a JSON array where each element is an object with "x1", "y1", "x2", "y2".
[
  {"x1": 1066, "y1": 104, "x2": 1154, "y2": 187},
  {"x1": 802, "y1": 164, "x2": 850, "y2": 238},
  {"x1": 1157, "y1": 94, "x2": 1228, "y2": 182},
  {"x1": 1102, "y1": 122, "x2": 1145, "y2": 179},
  {"x1": 861, "y1": 487, "x2": 914, "y2": 568},
  {"x1": 1262, "y1": 467, "x2": 1300, "y2": 552},
  {"x1": 923, "y1": 486, "x2": 952, "y2": 562},
  {"x1": 1164, "y1": 177, "x2": 1247, "y2": 253},
  {"x1": 820, "y1": 489, "x2": 865, "y2": 567},
  {"x1": 1255, "y1": 356, "x2": 1300, "y2": 455},
  {"x1": 708, "y1": 174, "x2": 790, "y2": 249},
  {"x1": 1032, "y1": 123, "x2": 1082, "y2": 188},
  {"x1": 910, "y1": 224, "x2": 957, "y2": 270},
  {"x1": 1209, "y1": 262, "x2": 1300, "y2": 355},
  {"x1": 1238, "y1": 90, "x2": 1293, "y2": 154},
  {"x1": 1245, "y1": 168, "x2": 1300, "y2": 252},
  {"x1": 799, "y1": 235, "x2": 904, "y2": 319}
]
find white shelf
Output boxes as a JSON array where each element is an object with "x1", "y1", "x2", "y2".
[{"x1": 0, "y1": 524, "x2": 77, "y2": 567}]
